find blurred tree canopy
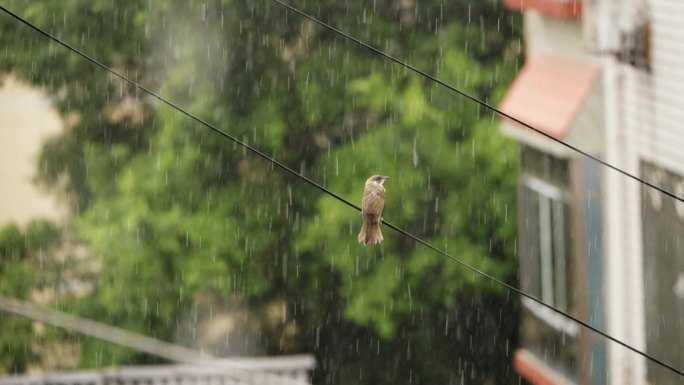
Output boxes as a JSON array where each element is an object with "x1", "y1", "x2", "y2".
[
  {"x1": 0, "y1": 0, "x2": 522, "y2": 383},
  {"x1": 0, "y1": 221, "x2": 64, "y2": 373}
]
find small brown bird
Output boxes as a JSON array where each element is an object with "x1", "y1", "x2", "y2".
[{"x1": 358, "y1": 175, "x2": 390, "y2": 245}]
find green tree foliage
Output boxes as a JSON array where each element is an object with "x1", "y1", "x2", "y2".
[
  {"x1": 0, "y1": 0, "x2": 522, "y2": 383},
  {"x1": 0, "y1": 221, "x2": 61, "y2": 373}
]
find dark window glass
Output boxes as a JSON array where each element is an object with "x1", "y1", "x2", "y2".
[
  {"x1": 642, "y1": 162, "x2": 684, "y2": 385},
  {"x1": 520, "y1": 145, "x2": 571, "y2": 187}
]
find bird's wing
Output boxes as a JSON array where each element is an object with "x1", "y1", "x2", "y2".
[{"x1": 362, "y1": 186, "x2": 385, "y2": 214}]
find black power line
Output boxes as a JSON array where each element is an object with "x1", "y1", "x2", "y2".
[
  {"x1": 0, "y1": 2, "x2": 682, "y2": 378},
  {"x1": 271, "y1": 0, "x2": 684, "y2": 205}
]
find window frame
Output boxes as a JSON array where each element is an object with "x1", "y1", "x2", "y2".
[{"x1": 520, "y1": 174, "x2": 578, "y2": 338}]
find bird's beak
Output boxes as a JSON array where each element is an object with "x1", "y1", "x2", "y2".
[{"x1": 383, "y1": 176, "x2": 390, "y2": 180}]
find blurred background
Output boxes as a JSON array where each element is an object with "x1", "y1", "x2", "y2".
[{"x1": 0, "y1": 1, "x2": 682, "y2": 385}]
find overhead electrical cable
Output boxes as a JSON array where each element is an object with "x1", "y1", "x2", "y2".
[{"x1": 0, "y1": 2, "x2": 682, "y2": 378}]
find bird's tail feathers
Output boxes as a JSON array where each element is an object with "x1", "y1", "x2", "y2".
[{"x1": 358, "y1": 221, "x2": 383, "y2": 245}]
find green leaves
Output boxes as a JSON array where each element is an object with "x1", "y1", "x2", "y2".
[{"x1": 0, "y1": 220, "x2": 62, "y2": 372}]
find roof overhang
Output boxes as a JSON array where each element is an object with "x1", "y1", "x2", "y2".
[
  {"x1": 504, "y1": 0, "x2": 582, "y2": 18},
  {"x1": 499, "y1": 54, "x2": 603, "y2": 158},
  {"x1": 513, "y1": 349, "x2": 576, "y2": 385}
]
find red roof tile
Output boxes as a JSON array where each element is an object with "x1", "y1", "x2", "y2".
[
  {"x1": 499, "y1": 55, "x2": 600, "y2": 139},
  {"x1": 504, "y1": 0, "x2": 582, "y2": 18},
  {"x1": 513, "y1": 350, "x2": 575, "y2": 385}
]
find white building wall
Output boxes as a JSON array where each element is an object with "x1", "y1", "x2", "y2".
[
  {"x1": 524, "y1": 10, "x2": 589, "y2": 59},
  {"x1": 642, "y1": 0, "x2": 684, "y2": 172},
  {"x1": 605, "y1": 61, "x2": 649, "y2": 385},
  {"x1": 603, "y1": 55, "x2": 633, "y2": 385},
  {"x1": 512, "y1": 1, "x2": 684, "y2": 383},
  {"x1": 607, "y1": 0, "x2": 684, "y2": 383}
]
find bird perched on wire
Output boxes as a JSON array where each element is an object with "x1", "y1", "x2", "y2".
[{"x1": 358, "y1": 175, "x2": 390, "y2": 245}]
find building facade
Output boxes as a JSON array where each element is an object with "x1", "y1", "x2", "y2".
[{"x1": 500, "y1": 0, "x2": 684, "y2": 384}]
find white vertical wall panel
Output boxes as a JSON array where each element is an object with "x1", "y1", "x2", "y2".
[
  {"x1": 615, "y1": 0, "x2": 684, "y2": 383},
  {"x1": 644, "y1": 0, "x2": 684, "y2": 173}
]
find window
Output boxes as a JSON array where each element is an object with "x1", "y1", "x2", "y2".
[
  {"x1": 520, "y1": 179, "x2": 573, "y2": 315},
  {"x1": 642, "y1": 162, "x2": 684, "y2": 385},
  {"x1": 517, "y1": 146, "x2": 578, "y2": 379}
]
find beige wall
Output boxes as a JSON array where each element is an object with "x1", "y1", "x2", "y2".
[
  {"x1": 0, "y1": 75, "x2": 65, "y2": 227},
  {"x1": 524, "y1": 10, "x2": 589, "y2": 60}
]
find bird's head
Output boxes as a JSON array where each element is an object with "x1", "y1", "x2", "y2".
[{"x1": 367, "y1": 175, "x2": 390, "y2": 185}]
